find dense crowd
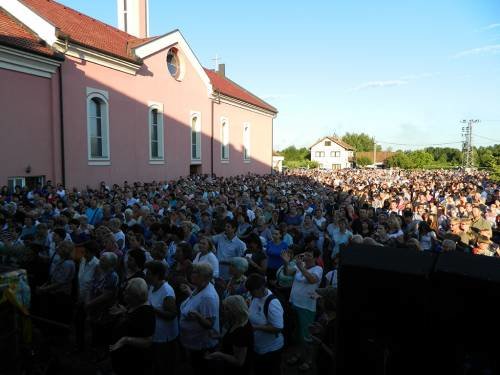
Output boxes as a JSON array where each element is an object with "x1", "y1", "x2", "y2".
[{"x1": 0, "y1": 168, "x2": 498, "y2": 375}]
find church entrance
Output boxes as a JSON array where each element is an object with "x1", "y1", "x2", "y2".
[{"x1": 190, "y1": 165, "x2": 202, "y2": 175}]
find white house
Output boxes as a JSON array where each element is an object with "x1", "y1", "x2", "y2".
[{"x1": 310, "y1": 136, "x2": 354, "y2": 169}]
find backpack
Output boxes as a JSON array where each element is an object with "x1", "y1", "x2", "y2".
[{"x1": 262, "y1": 292, "x2": 293, "y2": 346}]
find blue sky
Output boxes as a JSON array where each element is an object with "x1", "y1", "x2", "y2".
[{"x1": 58, "y1": 0, "x2": 500, "y2": 151}]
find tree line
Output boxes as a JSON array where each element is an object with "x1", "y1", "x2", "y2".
[{"x1": 275, "y1": 133, "x2": 500, "y2": 180}]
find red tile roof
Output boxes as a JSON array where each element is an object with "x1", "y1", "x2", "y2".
[
  {"x1": 310, "y1": 137, "x2": 354, "y2": 150},
  {"x1": 7, "y1": 0, "x2": 277, "y2": 113},
  {"x1": 205, "y1": 69, "x2": 278, "y2": 114},
  {"x1": 20, "y1": 0, "x2": 140, "y2": 62},
  {"x1": 0, "y1": 8, "x2": 59, "y2": 58}
]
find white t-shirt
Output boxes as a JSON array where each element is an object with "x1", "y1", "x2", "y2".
[
  {"x1": 193, "y1": 252, "x2": 219, "y2": 278},
  {"x1": 290, "y1": 265, "x2": 323, "y2": 312},
  {"x1": 148, "y1": 282, "x2": 179, "y2": 343},
  {"x1": 325, "y1": 269, "x2": 338, "y2": 288},
  {"x1": 78, "y1": 256, "x2": 99, "y2": 303},
  {"x1": 179, "y1": 283, "x2": 219, "y2": 350},
  {"x1": 249, "y1": 289, "x2": 284, "y2": 354}
]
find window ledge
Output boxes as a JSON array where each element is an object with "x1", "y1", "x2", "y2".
[
  {"x1": 244, "y1": 159, "x2": 251, "y2": 163},
  {"x1": 149, "y1": 160, "x2": 165, "y2": 165},
  {"x1": 88, "y1": 160, "x2": 111, "y2": 166},
  {"x1": 221, "y1": 160, "x2": 230, "y2": 164},
  {"x1": 191, "y1": 160, "x2": 202, "y2": 165}
]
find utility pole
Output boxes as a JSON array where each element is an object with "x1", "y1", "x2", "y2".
[
  {"x1": 461, "y1": 119, "x2": 479, "y2": 169},
  {"x1": 373, "y1": 137, "x2": 377, "y2": 166}
]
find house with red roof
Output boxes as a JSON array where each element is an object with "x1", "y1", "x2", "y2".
[
  {"x1": 309, "y1": 136, "x2": 354, "y2": 169},
  {"x1": 0, "y1": 0, "x2": 277, "y2": 189}
]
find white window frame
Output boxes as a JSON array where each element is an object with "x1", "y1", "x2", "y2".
[
  {"x1": 324, "y1": 140, "x2": 331, "y2": 146},
  {"x1": 8, "y1": 177, "x2": 26, "y2": 192},
  {"x1": 220, "y1": 117, "x2": 229, "y2": 162},
  {"x1": 330, "y1": 151, "x2": 341, "y2": 157},
  {"x1": 148, "y1": 102, "x2": 164, "y2": 164},
  {"x1": 243, "y1": 122, "x2": 251, "y2": 162},
  {"x1": 190, "y1": 111, "x2": 202, "y2": 162},
  {"x1": 86, "y1": 88, "x2": 110, "y2": 165}
]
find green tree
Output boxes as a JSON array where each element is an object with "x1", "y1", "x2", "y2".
[
  {"x1": 386, "y1": 151, "x2": 412, "y2": 168},
  {"x1": 341, "y1": 133, "x2": 380, "y2": 152},
  {"x1": 356, "y1": 156, "x2": 372, "y2": 167},
  {"x1": 408, "y1": 151, "x2": 434, "y2": 168}
]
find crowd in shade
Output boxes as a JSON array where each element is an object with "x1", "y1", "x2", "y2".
[{"x1": 0, "y1": 168, "x2": 498, "y2": 374}]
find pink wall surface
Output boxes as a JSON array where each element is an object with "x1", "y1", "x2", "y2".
[
  {"x1": 61, "y1": 45, "x2": 212, "y2": 188},
  {"x1": 0, "y1": 68, "x2": 62, "y2": 186},
  {"x1": 212, "y1": 101, "x2": 273, "y2": 177}
]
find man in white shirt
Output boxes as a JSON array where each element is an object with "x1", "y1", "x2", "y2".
[
  {"x1": 212, "y1": 221, "x2": 246, "y2": 280},
  {"x1": 246, "y1": 274, "x2": 284, "y2": 375},
  {"x1": 146, "y1": 261, "x2": 178, "y2": 375}
]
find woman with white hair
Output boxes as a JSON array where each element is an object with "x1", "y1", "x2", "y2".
[
  {"x1": 179, "y1": 263, "x2": 220, "y2": 375},
  {"x1": 109, "y1": 277, "x2": 155, "y2": 375},
  {"x1": 223, "y1": 257, "x2": 249, "y2": 299},
  {"x1": 205, "y1": 295, "x2": 254, "y2": 374}
]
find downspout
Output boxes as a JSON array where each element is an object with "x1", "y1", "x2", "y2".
[
  {"x1": 211, "y1": 96, "x2": 214, "y2": 176},
  {"x1": 211, "y1": 90, "x2": 220, "y2": 177},
  {"x1": 58, "y1": 64, "x2": 66, "y2": 186}
]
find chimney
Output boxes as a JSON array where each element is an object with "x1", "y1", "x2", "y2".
[
  {"x1": 117, "y1": 0, "x2": 149, "y2": 38},
  {"x1": 217, "y1": 63, "x2": 225, "y2": 78}
]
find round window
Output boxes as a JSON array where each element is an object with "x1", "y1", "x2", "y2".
[{"x1": 167, "y1": 49, "x2": 179, "y2": 78}]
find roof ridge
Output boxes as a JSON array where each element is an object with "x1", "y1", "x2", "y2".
[
  {"x1": 204, "y1": 67, "x2": 277, "y2": 113},
  {"x1": 21, "y1": 0, "x2": 139, "y2": 41}
]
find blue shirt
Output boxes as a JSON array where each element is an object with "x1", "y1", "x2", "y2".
[
  {"x1": 266, "y1": 241, "x2": 289, "y2": 270},
  {"x1": 212, "y1": 233, "x2": 246, "y2": 280},
  {"x1": 85, "y1": 207, "x2": 103, "y2": 225}
]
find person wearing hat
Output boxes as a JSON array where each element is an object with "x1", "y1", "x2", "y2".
[
  {"x1": 459, "y1": 219, "x2": 475, "y2": 248},
  {"x1": 471, "y1": 206, "x2": 493, "y2": 238},
  {"x1": 472, "y1": 235, "x2": 494, "y2": 256}
]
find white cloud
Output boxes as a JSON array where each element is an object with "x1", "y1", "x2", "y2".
[
  {"x1": 349, "y1": 80, "x2": 408, "y2": 92},
  {"x1": 478, "y1": 23, "x2": 500, "y2": 32},
  {"x1": 453, "y1": 44, "x2": 500, "y2": 58},
  {"x1": 400, "y1": 72, "x2": 438, "y2": 80}
]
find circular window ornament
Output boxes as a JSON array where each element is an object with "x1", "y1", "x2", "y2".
[{"x1": 167, "y1": 49, "x2": 180, "y2": 78}]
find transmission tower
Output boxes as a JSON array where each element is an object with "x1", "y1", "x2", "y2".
[{"x1": 461, "y1": 119, "x2": 479, "y2": 169}]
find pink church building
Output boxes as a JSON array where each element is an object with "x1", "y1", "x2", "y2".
[{"x1": 0, "y1": 0, "x2": 277, "y2": 190}]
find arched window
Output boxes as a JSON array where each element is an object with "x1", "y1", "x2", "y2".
[
  {"x1": 243, "y1": 123, "x2": 251, "y2": 161},
  {"x1": 149, "y1": 104, "x2": 164, "y2": 161},
  {"x1": 221, "y1": 118, "x2": 229, "y2": 161},
  {"x1": 87, "y1": 90, "x2": 110, "y2": 161},
  {"x1": 191, "y1": 113, "x2": 201, "y2": 161}
]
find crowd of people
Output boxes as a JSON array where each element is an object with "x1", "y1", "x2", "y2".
[{"x1": 0, "y1": 168, "x2": 498, "y2": 375}]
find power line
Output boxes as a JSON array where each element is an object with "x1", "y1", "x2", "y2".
[
  {"x1": 376, "y1": 140, "x2": 462, "y2": 147},
  {"x1": 474, "y1": 134, "x2": 500, "y2": 142}
]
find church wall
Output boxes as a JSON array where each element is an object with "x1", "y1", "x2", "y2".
[
  {"x1": 0, "y1": 67, "x2": 61, "y2": 187},
  {"x1": 212, "y1": 100, "x2": 273, "y2": 177},
  {"x1": 60, "y1": 45, "x2": 212, "y2": 189}
]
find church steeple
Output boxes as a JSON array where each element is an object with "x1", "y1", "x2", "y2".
[{"x1": 117, "y1": 0, "x2": 149, "y2": 38}]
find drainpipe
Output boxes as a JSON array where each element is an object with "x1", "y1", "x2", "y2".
[
  {"x1": 211, "y1": 96, "x2": 214, "y2": 176},
  {"x1": 58, "y1": 64, "x2": 66, "y2": 186}
]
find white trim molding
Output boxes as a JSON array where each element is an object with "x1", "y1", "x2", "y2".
[
  {"x1": 148, "y1": 160, "x2": 165, "y2": 165},
  {"x1": 134, "y1": 30, "x2": 213, "y2": 95},
  {"x1": 190, "y1": 111, "x2": 202, "y2": 162},
  {"x1": 220, "y1": 117, "x2": 230, "y2": 161},
  {"x1": 86, "y1": 88, "x2": 111, "y2": 162},
  {"x1": 0, "y1": 0, "x2": 58, "y2": 46},
  {"x1": 217, "y1": 94, "x2": 277, "y2": 118},
  {"x1": 148, "y1": 101, "x2": 165, "y2": 162},
  {"x1": 0, "y1": 45, "x2": 60, "y2": 78},
  {"x1": 243, "y1": 122, "x2": 251, "y2": 161},
  {"x1": 55, "y1": 41, "x2": 141, "y2": 75},
  {"x1": 88, "y1": 161, "x2": 111, "y2": 166}
]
